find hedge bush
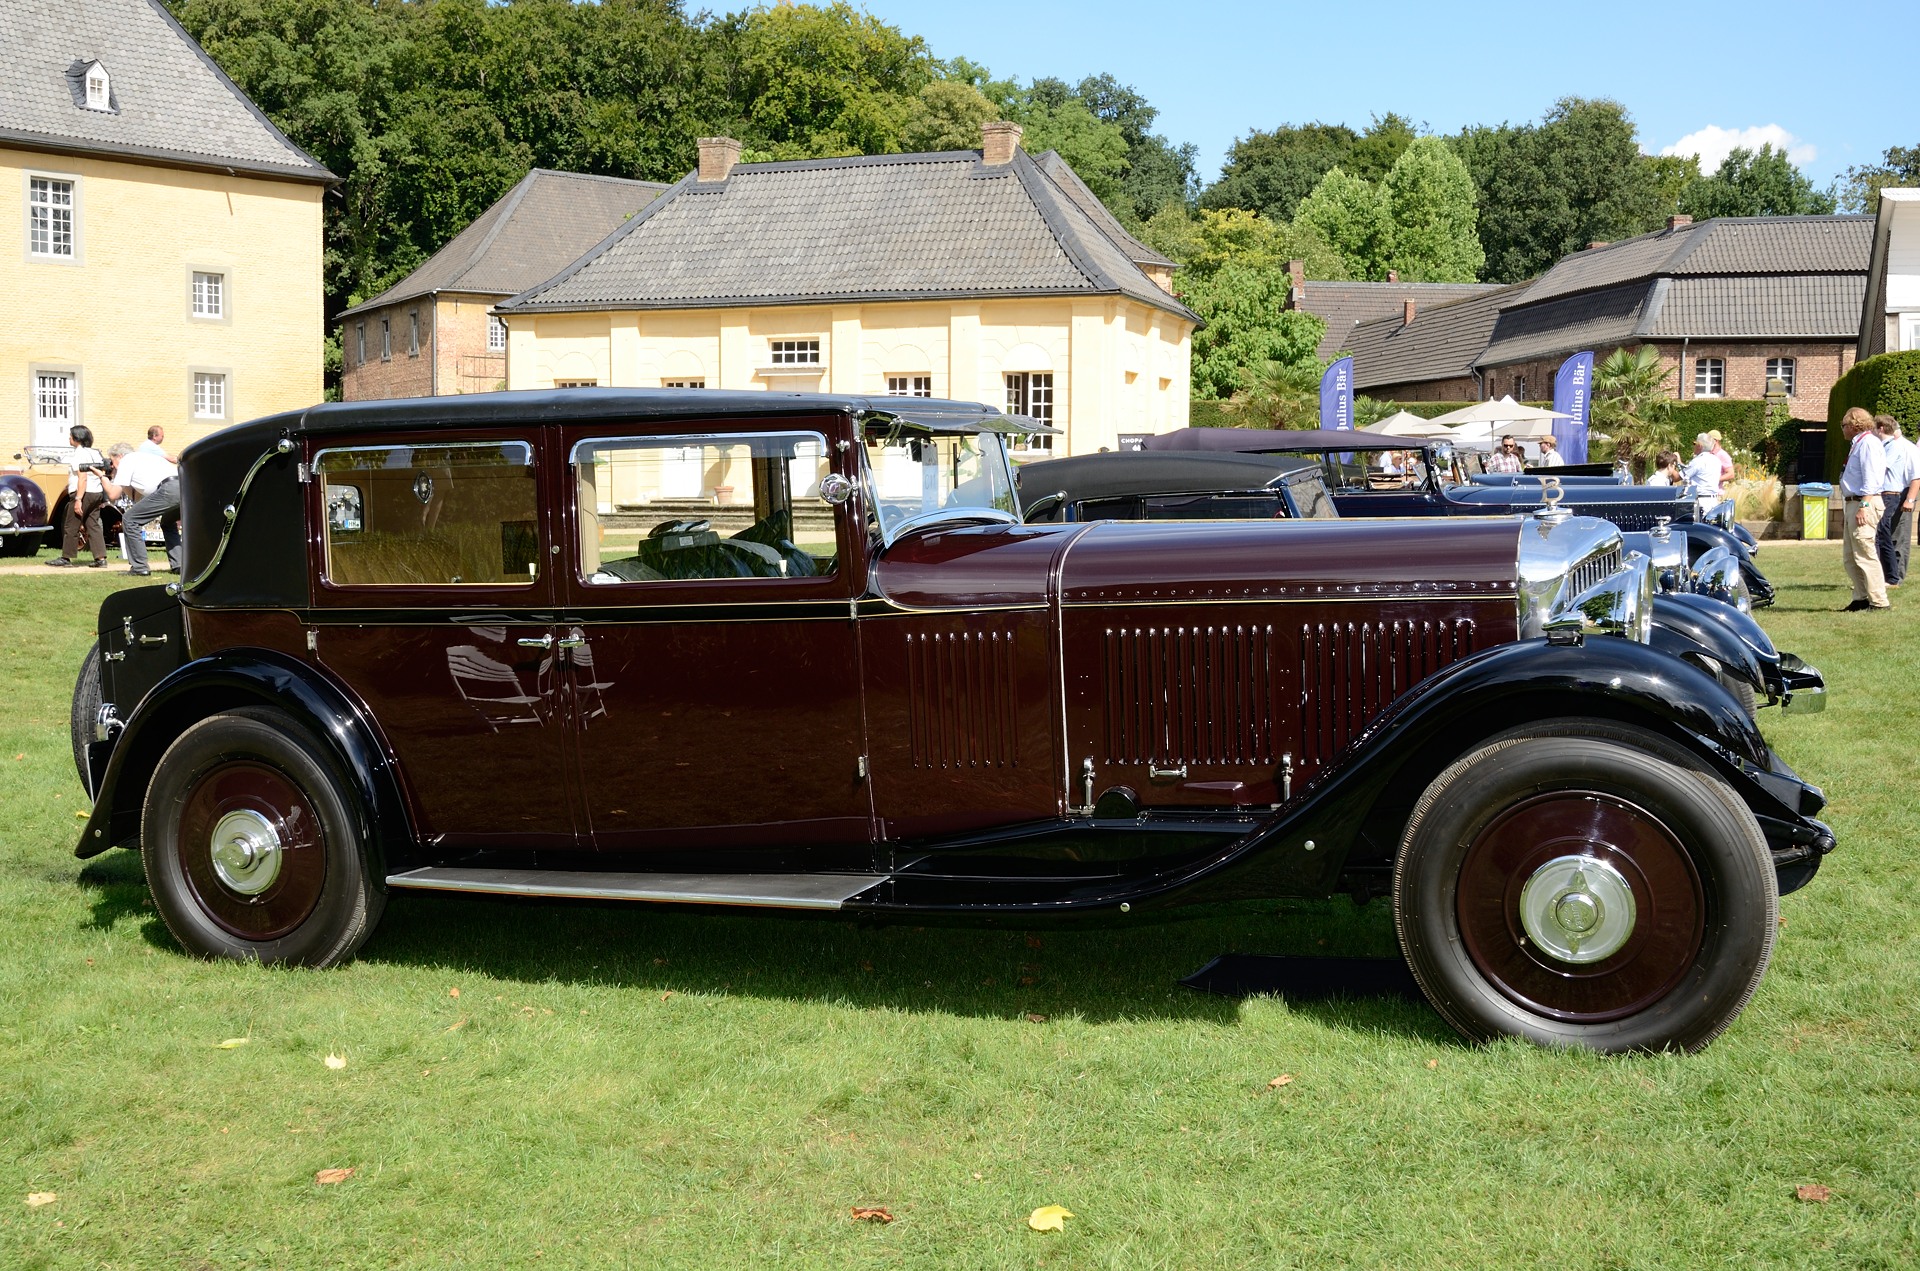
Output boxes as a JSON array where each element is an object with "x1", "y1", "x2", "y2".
[{"x1": 1824, "y1": 350, "x2": 1920, "y2": 480}]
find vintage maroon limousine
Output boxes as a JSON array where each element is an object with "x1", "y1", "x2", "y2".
[{"x1": 73, "y1": 390, "x2": 1834, "y2": 1052}]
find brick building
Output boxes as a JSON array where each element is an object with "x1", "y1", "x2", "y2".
[
  {"x1": 339, "y1": 169, "x2": 666, "y2": 400},
  {"x1": 1475, "y1": 215, "x2": 1870, "y2": 418},
  {"x1": 1347, "y1": 284, "x2": 1525, "y2": 401}
]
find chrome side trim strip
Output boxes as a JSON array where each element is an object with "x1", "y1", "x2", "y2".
[{"x1": 384, "y1": 866, "x2": 886, "y2": 909}]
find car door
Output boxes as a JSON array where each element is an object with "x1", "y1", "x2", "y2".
[
  {"x1": 555, "y1": 416, "x2": 873, "y2": 858},
  {"x1": 309, "y1": 430, "x2": 580, "y2": 850}
]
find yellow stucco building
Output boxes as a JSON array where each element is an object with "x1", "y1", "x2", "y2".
[
  {"x1": 497, "y1": 127, "x2": 1195, "y2": 457},
  {"x1": 1, "y1": 0, "x2": 329, "y2": 455}
]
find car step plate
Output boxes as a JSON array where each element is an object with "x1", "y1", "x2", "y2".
[{"x1": 385, "y1": 866, "x2": 886, "y2": 910}]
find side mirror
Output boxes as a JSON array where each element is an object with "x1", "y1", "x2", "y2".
[{"x1": 818, "y1": 472, "x2": 855, "y2": 506}]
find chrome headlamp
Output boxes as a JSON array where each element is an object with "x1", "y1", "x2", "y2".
[
  {"x1": 0, "y1": 488, "x2": 20, "y2": 511},
  {"x1": 1692, "y1": 545, "x2": 1751, "y2": 612},
  {"x1": 1704, "y1": 498, "x2": 1736, "y2": 530}
]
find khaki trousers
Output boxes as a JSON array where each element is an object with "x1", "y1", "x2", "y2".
[{"x1": 1844, "y1": 497, "x2": 1889, "y2": 606}]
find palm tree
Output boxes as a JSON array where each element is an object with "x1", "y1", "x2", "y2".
[
  {"x1": 1590, "y1": 346, "x2": 1676, "y2": 476},
  {"x1": 1229, "y1": 358, "x2": 1323, "y2": 429}
]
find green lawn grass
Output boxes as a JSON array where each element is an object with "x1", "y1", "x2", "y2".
[{"x1": 3, "y1": 546, "x2": 1917, "y2": 1268}]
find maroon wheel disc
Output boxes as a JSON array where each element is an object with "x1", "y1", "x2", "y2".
[
  {"x1": 176, "y1": 761, "x2": 327, "y2": 940},
  {"x1": 1456, "y1": 791, "x2": 1704, "y2": 1022}
]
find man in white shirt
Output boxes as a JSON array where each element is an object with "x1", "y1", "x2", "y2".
[
  {"x1": 1682, "y1": 433, "x2": 1724, "y2": 514},
  {"x1": 1874, "y1": 414, "x2": 1919, "y2": 586},
  {"x1": 1837, "y1": 407, "x2": 1891, "y2": 611},
  {"x1": 1536, "y1": 435, "x2": 1565, "y2": 467},
  {"x1": 104, "y1": 441, "x2": 181, "y2": 576}
]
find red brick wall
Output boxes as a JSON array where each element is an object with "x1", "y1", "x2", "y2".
[
  {"x1": 1480, "y1": 340, "x2": 1856, "y2": 417},
  {"x1": 340, "y1": 301, "x2": 432, "y2": 400},
  {"x1": 1361, "y1": 375, "x2": 1480, "y2": 402},
  {"x1": 434, "y1": 295, "x2": 508, "y2": 395}
]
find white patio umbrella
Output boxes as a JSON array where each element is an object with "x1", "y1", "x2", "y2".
[
  {"x1": 1426, "y1": 395, "x2": 1570, "y2": 442},
  {"x1": 1361, "y1": 410, "x2": 1457, "y2": 438}
]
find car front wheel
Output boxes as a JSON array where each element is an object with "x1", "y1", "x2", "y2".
[
  {"x1": 142, "y1": 707, "x2": 384, "y2": 968},
  {"x1": 1393, "y1": 723, "x2": 1776, "y2": 1054}
]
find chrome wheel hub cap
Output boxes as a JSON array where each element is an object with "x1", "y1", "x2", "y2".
[
  {"x1": 1518, "y1": 854, "x2": 1636, "y2": 964},
  {"x1": 208, "y1": 809, "x2": 283, "y2": 896}
]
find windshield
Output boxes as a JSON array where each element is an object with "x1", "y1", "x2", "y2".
[{"x1": 863, "y1": 430, "x2": 1016, "y2": 540}]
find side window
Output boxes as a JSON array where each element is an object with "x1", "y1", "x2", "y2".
[
  {"x1": 573, "y1": 432, "x2": 833, "y2": 584},
  {"x1": 316, "y1": 441, "x2": 538, "y2": 587}
]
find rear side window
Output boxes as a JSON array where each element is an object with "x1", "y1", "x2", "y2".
[{"x1": 315, "y1": 441, "x2": 538, "y2": 586}]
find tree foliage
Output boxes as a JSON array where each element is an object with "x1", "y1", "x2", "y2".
[
  {"x1": 1380, "y1": 137, "x2": 1483, "y2": 281},
  {"x1": 1140, "y1": 206, "x2": 1345, "y2": 281},
  {"x1": 1454, "y1": 98, "x2": 1664, "y2": 282},
  {"x1": 1839, "y1": 144, "x2": 1920, "y2": 214},
  {"x1": 1199, "y1": 116, "x2": 1416, "y2": 222},
  {"x1": 1590, "y1": 345, "x2": 1677, "y2": 472},
  {"x1": 1679, "y1": 144, "x2": 1836, "y2": 219},
  {"x1": 1293, "y1": 167, "x2": 1394, "y2": 281},
  {"x1": 1182, "y1": 264, "x2": 1326, "y2": 401}
]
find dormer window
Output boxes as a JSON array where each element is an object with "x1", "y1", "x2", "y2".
[{"x1": 82, "y1": 62, "x2": 111, "y2": 112}]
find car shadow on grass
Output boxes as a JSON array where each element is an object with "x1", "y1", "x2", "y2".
[
  {"x1": 75, "y1": 848, "x2": 156, "y2": 932},
  {"x1": 349, "y1": 887, "x2": 1455, "y2": 1039}
]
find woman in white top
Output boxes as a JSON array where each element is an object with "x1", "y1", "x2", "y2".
[
  {"x1": 49, "y1": 424, "x2": 110, "y2": 567},
  {"x1": 1645, "y1": 450, "x2": 1682, "y2": 486}
]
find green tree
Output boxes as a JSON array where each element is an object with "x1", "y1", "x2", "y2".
[
  {"x1": 1141, "y1": 206, "x2": 1345, "y2": 280},
  {"x1": 1015, "y1": 93, "x2": 1130, "y2": 205},
  {"x1": 1182, "y1": 264, "x2": 1326, "y2": 400},
  {"x1": 1293, "y1": 167, "x2": 1394, "y2": 280},
  {"x1": 1839, "y1": 143, "x2": 1920, "y2": 213},
  {"x1": 1346, "y1": 113, "x2": 1418, "y2": 182},
  {"x1": 1455, "y1": 98, "x2": 1664, "y2": 282},
  {"x1": 721, "y1": 2, "x2": 935, "y2": 158},
  {"x1": 1198, "y1": 122, "x2": 1358, "y2": 220},
  {"x1": 1228, "y1": 357, "x2": 1325, "y2": 429},
  {"x1": 1590, "y1": 345, "x2": 1677, "y2": 473},
  {"x1": 1380, "y1": 136, "x2": 1483, "y2": 281},
  {"x1": 1679, "y1": 144, "x2": 1836, "y2": 218},
  {"x1": 901, "y1": 79, "x2": 995, "y2": 152},
  {"x1": 1644, "y1": 154, "x2": 1703, "y2": 218}
]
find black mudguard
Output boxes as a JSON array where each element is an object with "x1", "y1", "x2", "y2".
[
  {"x1": 1650, "y1": 594, "x2": 1766, "y2": 695},
  {"x1": 1680, "y1": 522, "x2": 1775, "y2": 607},
  {"x1": 75, "y1": 651, "x2": 414, "y2": 871}
]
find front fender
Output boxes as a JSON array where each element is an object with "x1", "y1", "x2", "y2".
[
  {"x1": 1650, "y1": 595, "x2": 1765, "y2": 693},
  {"x1": 76, "y1": 650, "x2": 413, "y2": 869},
  {"x1": 1681, "y1": 522, "x2": 1774, "y2": 606}
]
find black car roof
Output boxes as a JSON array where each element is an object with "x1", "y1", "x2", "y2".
[
  {"x1": 1143, "y1": 427, "x2": 1408, "y2": 453},
  {"x1": 197, "y1": 388, "x2": 1040, "y2": 453},
  {"x1": 1017, "y1": 450, "x2": 1321, "y2": 503}
]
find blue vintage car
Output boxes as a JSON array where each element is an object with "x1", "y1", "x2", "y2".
[{"x1": 1142, "y1": 429, "x2": 1772, "y2": 608}]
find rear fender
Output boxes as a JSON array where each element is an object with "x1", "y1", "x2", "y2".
[{"x1": 76, "y1": 651, "x2": 414, "y2": 870}]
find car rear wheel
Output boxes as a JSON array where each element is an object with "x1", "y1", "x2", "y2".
[
  {"x1": 142, "y1": 707, "x2": 384, "y2": 968},
  {"x1": 1393, "y1": 722, "x2": 1775, "y2": 1054},
  {"x1": 72, "y1": 640, "x2": 102, "y2": 790}
]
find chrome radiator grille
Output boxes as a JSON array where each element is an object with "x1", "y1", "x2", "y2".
[{"x1": 1568, "y1": 547, "x2": 1622, "y2": 598}]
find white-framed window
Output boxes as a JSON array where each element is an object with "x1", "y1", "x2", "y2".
[
  {"x1": 83, "y1": 63, "x2": 111, "y2": 111},
  {"x1": 1902, "y1": 313, "x2": 1920, "y2": 353},
  {"x1": 555, "y1": 379, "x2": 598, "y2": 388},
  {"x1": 408, "y1": 309, "x2": 421, "y2": 358},
  {"x1": 1513, "y1": 376, "x2": 1527, "y2": 401},
  {"x1": 663, "y1": 379, "x2": 706, "y2": 389},
  {"x1": 769, "y1": 339, "x2": 821, "y2": 365},
  {"x1": 192, "y1": 372, "x2": 228, "y2": 420},
  {"x1": 27, "y1": 175, "x2": 75, "y2": 259},
  {"x1": 1765, "y1": 356, "x2": 1796, "y2": 396},
  {"x1": 487, "y1": 315, "x2": 506, "y2": 353},
  {"x1": 1694, "y1": 358, "x2": 1725, "y2": 398},
  {"x1": 355, "y1": 323, "x2": 366, "y2": 366},
  {"x1": 1005, "y1": 372, "x2": 1055, "y2": 451},
  {"x1": 33, "y1": 371, "x2": 77, "y2": 446},
  {"x1": 887, "y1": 375, "x2": 933, "y2": 397},
  {"x1": 380, "y1": 317, "x2": 391, "y2": 362},
  {"x1": 191, "y1": 271, "x2": 225, "y2": 319}
]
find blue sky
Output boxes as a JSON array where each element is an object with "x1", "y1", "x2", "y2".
[{"x1": 859, "y1": 0, "x2": 1912, "y2": 192}]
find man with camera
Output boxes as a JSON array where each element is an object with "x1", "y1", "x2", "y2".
[{"x1": 103, "y1": 437, "x2": 182, "y2": 576}]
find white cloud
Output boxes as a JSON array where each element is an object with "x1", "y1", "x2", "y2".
[{"x1": 1659, "y1": 124, "x2": 1817, "y2": 171}]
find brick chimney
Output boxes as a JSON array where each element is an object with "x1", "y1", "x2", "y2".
[
  {"x1": 1588, "y1": 240, "x2": 1611, "y2": 250},
  {"x1": 1403, "y1": 299, "x2": 1416, "y2": 327},
  {"x1": 1386, "y1": 269, "x2": 1399, "y2": 283},
  {"x1": 980, "y1": 120, "x2": 1024, "y2": 165},
  {"x1": 697, "y1": 136, "x2": 741, "y2": 183},
  {"x1": 1667, "y1": 214, "x2": 1692, "y2": 231},
  {"x1": 1286, "y1": 259, "x2": 1306, "y2": 309}
]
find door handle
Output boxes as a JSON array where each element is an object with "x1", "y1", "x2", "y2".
[
  {"x1": 516, "y1": 635, "x2": 554, "y2": 649},
  {"x1": 556, "y1": 633, "x2": 586, "y2": 649},
  {"x1": 1148, "y1": 762, "x2": 1188, "y2": 780}
]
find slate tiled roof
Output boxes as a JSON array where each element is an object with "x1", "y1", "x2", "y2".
[
  {"x1": 1293, "y1": 280, "x2": 1507, "y2": 362},
  {"x1": 341, "y1": 170, "x2": 668, "y2": 319},
  {"x1": 0, "y1": 0, "x2": 329, "y2": 182},
  {"x1": 1347, "y1": 284, "x2": 1527, "y2": 390},
  {"x1": 1032, "y1": 150, "x2": 1175, "y2": 270},
  {"x1": 1479, "y1": 214, "x2": 1871, "y2": 367},
  {"x1": 498, "y1": 148, "x2": 1196, "y2": 322}
]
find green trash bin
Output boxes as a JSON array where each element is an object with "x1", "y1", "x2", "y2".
[{"x1": 1800, "y1": 482, "x2": 1831, "y2": 540}]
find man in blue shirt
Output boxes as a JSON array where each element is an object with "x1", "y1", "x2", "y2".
[
  {"x1": 1839, "y1": 407, "x2": 1891, "y2": 611},
  {"x1": 1874, "y1": 414, "x2": 1919, "y2": 586}
]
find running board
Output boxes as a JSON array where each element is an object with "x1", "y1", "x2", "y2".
[{"x1": 385, "y1": 866, "x2": 887, "y2": 910}]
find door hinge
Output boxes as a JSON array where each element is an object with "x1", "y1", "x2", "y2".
[{"x1": 297, "y1": 461, "x2": 311, "y2": 484}]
